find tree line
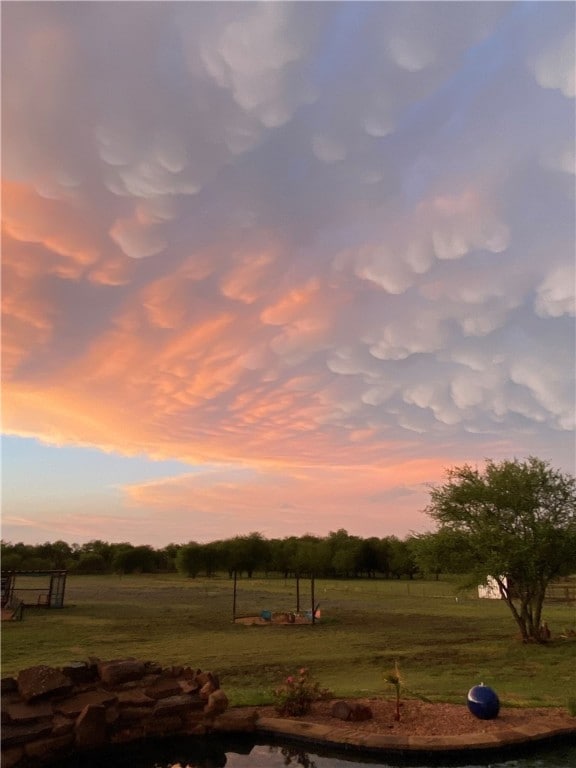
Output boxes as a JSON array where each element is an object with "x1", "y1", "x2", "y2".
[{"x1": 0, "y1": 530, "x2": 438, "y2": 581}]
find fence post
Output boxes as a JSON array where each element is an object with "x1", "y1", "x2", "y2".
[
  {"x1": 311, "y1": 574, "x2": 315, "y2": 625},
  {"x1": 232, "y1": 570, "x2": 237, "y2": 622}
]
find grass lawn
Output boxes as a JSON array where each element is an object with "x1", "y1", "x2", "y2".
[{"x1": 2, "y1": 574, "x2": 575, "y2": 710}]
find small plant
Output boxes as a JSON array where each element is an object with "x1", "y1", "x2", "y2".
[
  {"x1": 273, "y1": 667, "x2": 331, "y2": 717},
  {"x1": 384, "y1": 660, "x2": 403, "y2": 721}
]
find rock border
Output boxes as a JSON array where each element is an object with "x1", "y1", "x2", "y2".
[{"x1": 1, "y1": 658, "x2": 253, "y2": 768}]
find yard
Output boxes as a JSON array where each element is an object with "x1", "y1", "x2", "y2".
[{"x1": 2, "y1": 574, "x2": 575, "y2": 709}]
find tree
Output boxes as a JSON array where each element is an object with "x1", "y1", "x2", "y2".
[
  {"x1": 425, "y1": 457, "x2": 576, "y2": 642},
  {"x1": 374, "y1": 537, "x2": 393, "y2": 578},
  {"x1": 223, "y1": 533, "x2": 270, "y2": 578},
  {"x1": 112, "y1": 545, "x2": 157, "y2": 574},
  {"x1": 81, "y1": 540, "x2": 115, "y2": 569},
  {"x1": 387, "y1": 536, "x2": 419, "y2": 579},
  {"x1": 35, "y1": 540, "x2": 73, "y2": 569},
  {"x1": 409, "y1": 530, "x2": 473, "y2": 580},
  {"x1": 357, "y1": 537, "x2": 383, "y2": 578},
  {"x1": 176, "y1": 542, "x2": 203, "y2": 577},
  {"x1": 294, "y1": 535, "x2": 328, "y2": 576},
  {"x1": 268, "y1": 538, "x2": 295, "y2": 577},
  {"x1": 74, "y1": 553, "x2": 108, "y2": 574},
  {"x1": 201, "y1": 541, "x2": 224, "y2": 577},
  {"x1": 159, "y1": 543, "x2": 181, "y2": 572},
  {"x1": 326, "y1": 529, "x2": 361, "y2": 577}
]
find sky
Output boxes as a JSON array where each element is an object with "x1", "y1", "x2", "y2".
[{"x1": 2, "y1": 1, "x2": 575, "y2": 548}]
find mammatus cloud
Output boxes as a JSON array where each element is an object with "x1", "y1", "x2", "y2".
[
  {"x1": 531, "y1": 30, "x2": 576, "y2": 98},
  {"x1": 2, "y1": 2, "x2": 574, "y2": 544}
]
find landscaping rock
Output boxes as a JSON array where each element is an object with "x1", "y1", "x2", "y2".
[
  {"x1": 143, "y1": 661, "x2": 163, "y2": 676},
  {"x1": 98, "y1": 660, "x2": 146, "y2": 687},
  {"x1": 60, "y1": 662, "x2": 96, "y2": 685},
  {"x1": 24, "y1": 734, "x2": 74, "y2": 762},
  {"x1": 196, "y1": 671, "x2": 219, "y2": 690},
  {"x1": 17, "y1": 666, "x2": 73, "y2": 703},
  {"x1": 182, "y1": 666, "x2": 198, "y2": 680},
  {"x1": 2, "y1": 721, "x2": 53, "y2": 747},
  {"x1": 330, "y1": 700, "x2": 373, "y2": 722},
  {"x1": 212, "y1": 708, "x2": 258, "y2": 733},
  {"x1": 331, "y1": 700, "x2": 353, "y2": 721},
  {"x1": 54, "y1": 689, "x2": 118, "y2": 717},
  {"x1": 116, "y1": 689, "x2": 155, "y2": 708},
  {"x1": 51, "y1": 715, "x2": 74, "y2": 736},
  {"x1": 117, "y1": 706, "x2": 151, "y2": 723},
  {"x1": 200, "y1": 680, "x2": 217, "y2": 698},
  {"x1": 204, "y1": 689, "x2": 229, "y2": 715},
  {"x1": 2, "y1": 700, "x2": 54, "y2": 724},
  {"x1": 74, "y1": 704, "x2": 107, "y2": 749},
  {"x1": 1, "y1": 678, "x2": 18, "y2": 694},
  {"x1": 154, "y1": 694, "x2": 205, "y2": 717},
  {"x1": 105, "y1": 703, "x2": 120, "y2": 726},
  {"x1": 144, "y1": 677, "x2": 182, "y2": 700},
  {"x1": 350, "y1": 703, "x2": 373, "y2": 721},
  {"x1": 179, "y1": 679, "x2": 201, "y2": 695},
  {"x1": 144, "y1": 714, "x2": 183, "y2": 736}
]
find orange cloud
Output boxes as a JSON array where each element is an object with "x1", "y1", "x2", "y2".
[
  {"x1": 2, "y1": 180, "x2": 133, "y2": 285},
  {"x1": 3, "y1": 228, "x2": 365, "y2": 469},
  {"x1": 2, "y1": 235, "x2": 58, "y2": 377},
  {"x1": 219, "y1": 246, "x2": 276, "y2": 304},
  {"x1": 260, "y1": 278, "x2": 322, "y2": 325},
  {"x1": 3, "y1": 181, "x2": 99, "y2": 276}
]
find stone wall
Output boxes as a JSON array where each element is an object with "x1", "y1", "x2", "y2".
[{"x1": 1, "y1": 658, "x2": 258, "y2": 768}]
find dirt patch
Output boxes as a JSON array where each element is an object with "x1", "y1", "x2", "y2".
[
  {"x1": 256, "y1": 698, "x2": 575, "y2": 737},
  {"x1": 234, "y1": 613, "x2": 315, "y2": 625}
]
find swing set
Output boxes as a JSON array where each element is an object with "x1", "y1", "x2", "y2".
[{"x1": 231, "y1": 571, "x2": 321, "y2": 625}]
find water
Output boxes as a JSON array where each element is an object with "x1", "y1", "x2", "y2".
[
  {"x1": 222, "y1": 741, "x2": 576, "y2": 767},
  {"x1": 53, "y1": 735, "x2": 576, "y2": 768}
]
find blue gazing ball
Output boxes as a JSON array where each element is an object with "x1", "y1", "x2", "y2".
[{"x1": 467, "y1": 684, "x2": 500, "y2": 720}]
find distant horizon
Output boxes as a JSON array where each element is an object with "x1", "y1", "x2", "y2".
[
  {"x1": 3, "y1": 2, "x2": 574, "y2": 548},
  {"x1": 0, "y1": 527, "x2": 428, "y2": 550}
]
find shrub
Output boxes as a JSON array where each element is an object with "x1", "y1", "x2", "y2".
[{"x1": 273, "y1": 668, "x2": 331, "y2": 716}]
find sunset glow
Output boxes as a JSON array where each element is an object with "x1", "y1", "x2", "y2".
[{"x1": 2, "y1": 1, "x2": 574, "y2": 546}]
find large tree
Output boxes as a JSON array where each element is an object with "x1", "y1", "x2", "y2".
[
  {"x1": 409, "y1": 530, "x2": 473, "y2": 580},
  {"x1": 425, "y1": 457, "x2": 576, "y2": 642}
]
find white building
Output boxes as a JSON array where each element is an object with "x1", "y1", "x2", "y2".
[{"x1": 478, "y1": 576, "x2": 505, "y2": 599}]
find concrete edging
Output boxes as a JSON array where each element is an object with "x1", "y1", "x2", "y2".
[{"x1": 255, "y1": 715, "x2": 576, "y2": 756}]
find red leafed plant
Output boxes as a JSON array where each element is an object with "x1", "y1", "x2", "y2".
[{"x1": 273, "y1": 667, "x2": 331, "y2": 716}]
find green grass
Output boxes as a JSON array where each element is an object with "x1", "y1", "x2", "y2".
[{"x1": 2, "y1": 574, "x2": 575, "y2": 709}]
